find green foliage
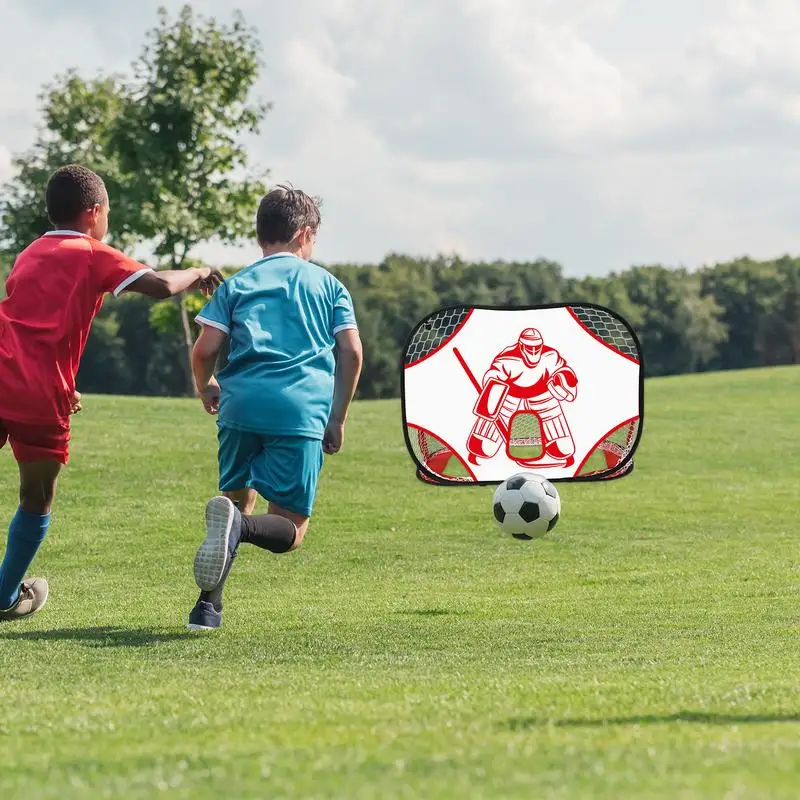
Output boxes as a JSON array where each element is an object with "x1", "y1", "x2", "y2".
[
  {"x1": 0, "y1": 252, "x2": 12, "y2": 297},
  {"x1": 702, "y1": 256, "x2": 800, "y2": 370},
  {"x1": 761, "y1": 257, "x2": 800, "y2": 364},
  {"x1": 110, "y1": 5, "x2": 269, "y2": 266},
  {"x1": 615, "y1": 265, "x2": 728, "y2": 375},
  {"x1": 329, "y1": 255, "x2": 568, "y2": 398},
  {"x1": 0, "y1": 5, "x2": 268, "y2": 263},
  {"x1": 148, "y1": 288, "x2": 206, "y2": 335},
  {"x1": 0, "y1": 72, "x2": 134, "y2": 253},
  {"x1": 148, "y1": 299, "x2": 180, "y2": 336},
  {"x1": 66, "y1": 252, "x2": 800, "y2": 400}
]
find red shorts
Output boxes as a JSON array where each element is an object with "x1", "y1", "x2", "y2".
[{"x1": 0, "y1": 418, "x2": 71, "y2": 464}]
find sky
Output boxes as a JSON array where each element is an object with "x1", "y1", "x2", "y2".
[{"x1": 2, "y1": 0, "x2": 800, "y2": 275}]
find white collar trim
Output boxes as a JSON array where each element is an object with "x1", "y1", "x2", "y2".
[{"x1": 44, "y1": 230, "x2": 89, "y2": 237}]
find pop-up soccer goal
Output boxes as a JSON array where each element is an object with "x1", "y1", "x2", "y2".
[{"x1": 401, "y1": 304, "x2": 644, "y2": 485}]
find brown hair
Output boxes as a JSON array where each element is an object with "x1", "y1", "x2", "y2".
[{"x1": 256, "y1": 183, "x2": 321, "y2": 244}]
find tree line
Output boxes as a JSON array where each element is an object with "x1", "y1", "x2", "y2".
[
  {"x1": 3, "y1": 249, "x2": 797, "y2": 400},
  {"x1": 331, "y1": 252, "x2": 800, "y2": 397}
]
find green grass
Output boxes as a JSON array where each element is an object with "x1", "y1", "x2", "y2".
[{"x1": 1, "y1": 365, "x2": 799, "y2": 799}]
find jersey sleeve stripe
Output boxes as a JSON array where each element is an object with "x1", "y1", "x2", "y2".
[
  {"x1": 195, "y1": 316, "x2": 231, "y2": 334},
  {"x1": 112, "y1": 268, "x2": 153, "y2": 297},
  {"x1": 332, "y1": 323, "x2": 358, "y2": 335}
]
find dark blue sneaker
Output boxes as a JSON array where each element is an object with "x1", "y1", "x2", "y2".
[
  {"x1": 193, "y1": 496, "x2": 242, "y2": 591},
  {"x1": 187, "y1": 599, "x2": 222, "y2": 631}
]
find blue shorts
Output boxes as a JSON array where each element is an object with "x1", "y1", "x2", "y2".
[{"x1": 217, "y1": 426, "x2": 324, "y2": 517}]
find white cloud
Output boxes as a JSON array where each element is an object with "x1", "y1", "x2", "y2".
[
  {"x1": 2, "y1": 0, "x2": 800, "y2": 273},
  {"x1": 463, "y1": 0, "x2": 636, "y2": 147}
]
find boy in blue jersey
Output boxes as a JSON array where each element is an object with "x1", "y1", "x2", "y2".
[{"x1": 186, "y1": 185, "x2": 363, "y2": 630}]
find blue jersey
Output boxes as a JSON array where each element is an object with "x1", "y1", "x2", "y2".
[{"x1": 195, "y1": 253, "x2": 358, "y2": 439}]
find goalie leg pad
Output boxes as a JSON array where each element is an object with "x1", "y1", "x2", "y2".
[
  {"x1": 542, "y1": 412, "x2": 575, "y2": 458},
  {"x1": 467, "y1": 417, "x2": 505, "y2": 461},
  {"x1": 497, "y1": 395, "x2": 523, "y2": 429}
]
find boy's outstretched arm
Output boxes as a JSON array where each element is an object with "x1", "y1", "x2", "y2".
[
  {"x1": 128, "y1": 267, "x2": 223, "y2": 300},
  {"x1": 324, "y1": 329, "x2": 363, "y2": 455},
  {"x1": 192, "y1": 325, "x2": 228, "y2": 413}
]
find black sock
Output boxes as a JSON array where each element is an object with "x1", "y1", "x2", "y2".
[
  {"x1": 195, "y1": 508, "x2": 296, "y2": 612},
  {"x1": 239, "y1": 513, "x2": 297, "y2": 553},
  {"x1": 198, "y1": 549, "x2": 238, "y2": 612}
]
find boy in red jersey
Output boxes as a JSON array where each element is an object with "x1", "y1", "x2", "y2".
[{"x1": 0, "y1": 164, "x2": 222, "y2": 622}]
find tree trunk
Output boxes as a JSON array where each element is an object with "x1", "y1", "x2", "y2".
[
  {"x1": 175, "y1": 293, "x2": 196, "y2": 396},
  {"x1": 166, "y1": 246, "x2": 196, "y2": 397}
]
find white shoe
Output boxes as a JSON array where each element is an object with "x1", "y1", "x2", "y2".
[{"x1": 193, "y1": 497, "x2": 239, "y2": 591}]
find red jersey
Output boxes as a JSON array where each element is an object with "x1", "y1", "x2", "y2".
[
  {"x1": 484, "y1": 344, "x2": 568, "y2": 399},
  {"x1": 0, "y1": 231, "x2": 150, "y2": 425}
]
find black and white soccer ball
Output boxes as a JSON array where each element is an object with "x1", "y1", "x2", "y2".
[{"x1": 492, "y1": 472, "x2": 561, "y2": 539}]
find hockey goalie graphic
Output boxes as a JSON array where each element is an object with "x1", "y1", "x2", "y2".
[
  {"x1": 402, "y1": 304, "x2": 643, "y2": 484},
  {"x1": 468, "y1": 327, "x2": 579, "y2": 469}
]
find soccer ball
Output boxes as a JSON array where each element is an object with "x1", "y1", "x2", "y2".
[{"x1": 492, "y1": 472, "x2": 561, "y2": 539}]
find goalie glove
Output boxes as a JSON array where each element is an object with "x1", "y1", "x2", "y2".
[{"x1": 548, "y1": 367, "x2": 578, "y2": 402}]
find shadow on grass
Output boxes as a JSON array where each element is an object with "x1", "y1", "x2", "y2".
[
  {"x1": 0, "y1": 626, "x2": 192, "y2": 647},
  {"x1": 504, "y1": 711, "x2": 800, "y2": 730}
]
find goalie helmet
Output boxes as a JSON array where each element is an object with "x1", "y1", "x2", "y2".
[{"x1": 518, "y1": 328, "x2": 543, "y2": 366}]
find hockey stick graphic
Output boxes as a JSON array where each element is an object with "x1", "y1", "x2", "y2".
[{"x1": 452, "y1": 347, "x2": 481, "y2": 393}]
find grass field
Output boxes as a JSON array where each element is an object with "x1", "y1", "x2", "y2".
[{"x1": 1, "y1": 365, "x2": 798, "y2": 799}]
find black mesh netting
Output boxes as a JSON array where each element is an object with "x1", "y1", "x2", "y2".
[
  {"x1": 569, "y1": 306, "x2": 639, "y2": 360},
  {"x1": 405, "y1": 307, "x2": 471, "y2": 365}
]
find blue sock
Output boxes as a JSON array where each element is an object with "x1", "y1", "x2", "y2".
[{"x1": 0, "y1": 508, "x2": 51, "y2": 610}]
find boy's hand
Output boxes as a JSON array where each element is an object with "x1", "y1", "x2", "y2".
[
  {"x1": 199, "y1": 377, "x2": 221, "y2": 415},
  {"x1": 323, "y1": 420, "x2": 345, "y2": 454},
  {"x1": 69, "y1": 390, "x2": 82, "y2": 414},
  {"x1": 195, "y1": 268, "x2": 224, "y2": 297}
]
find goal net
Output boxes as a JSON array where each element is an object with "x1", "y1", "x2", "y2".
[{"x1": 404, "y1": 304, "x2": 641, "y2": 483}]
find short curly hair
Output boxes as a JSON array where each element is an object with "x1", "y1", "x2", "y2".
[
  {"x1": 256, "y1": 183, "x2": 321, "y2": 244},
  {"x1": 45, "y1": 164, "x2": 107, "y2": 226}
]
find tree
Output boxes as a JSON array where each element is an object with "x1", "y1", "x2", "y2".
[
  {"x1": 0, "y1": 4, "x2": 269, "y2": 394},
  {"x1": 618, "y1": 265, "x2": 727, "y2": 375},
  {"x1": 112, "y1": 6, "x2": 269, "y2": 392},
  {"x1": 752, "y1": 257, "x2": 800, "y2": 365},
  {"x1": 77, "y1": 305, "x2": 132, "y2": 395},
  {"x1": 700, "y1": 258, "x2": 776, "y2": 372},
  {"x1": 772, "y1": 257, "x2": 800, "y2": 363}
]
